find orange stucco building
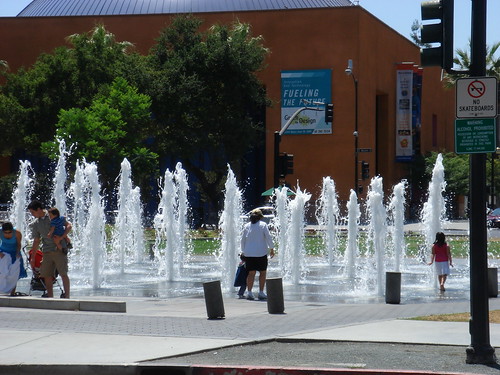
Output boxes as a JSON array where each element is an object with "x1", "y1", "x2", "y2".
[{"x1": 0, "y1": 2, "x2": 455, "y2": 212}]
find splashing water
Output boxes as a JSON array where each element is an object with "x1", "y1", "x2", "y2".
[
  {"x1": 366, "y1": 176, "x2": 387, "y2": 296},
  {"x1": 51, "y1": 138, "x2": 69, "y2": 217},
  {"x1": 128, "y1": 187, "x2": 145, "y2": 263},
  {"x1": 154, "y1": 169, "x2": 178, "y2": 281},
  {"x1": 316, "y1": 177, "x2": 340, "y2": 265},
  {"x1": 388, "y1": 180, "x2": 407, "y2": 272},
  {"x1": 218, "y1": 166, "x2": 243, "y2": 292},
  {"x1": 111, "y1": 158, "x2": 145, "y2": 273},
  {"x1": 274, "y1": 186, "x2": 290, "y2": 276},
  {"x1": 174, "y1": 162, "x2": 190, "y2": 264},
  {"x1": 344, "y1": 189, "x2": 360, "y2": 280},
  {"x1": 72, "y1": 162, "x2": 107, "y2": 289},
  {"x1": 68, "y1": 160, "x2": 87, "y2": 253},
  {"x1": 8, "y1": 161, "x2": 35, "y2": 248},
  {"x1": 284, "y1": 185, "x2": 311, "y2": 285},
  {"x1": 420, "y1": 154, "x2": 447, "y2": 287},
  {"x1": 421, "y1": 153, "x2": 447, "y2": 254}
]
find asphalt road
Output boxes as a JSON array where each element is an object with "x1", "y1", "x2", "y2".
[{"x1": 150, "y1": 340, "x2": 500, "y2": 375}]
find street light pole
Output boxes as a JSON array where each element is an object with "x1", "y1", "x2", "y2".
[{"x1": 346, "y1": 59, "x2": 359, "y2": 193}]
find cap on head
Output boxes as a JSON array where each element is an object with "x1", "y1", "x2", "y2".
[
  {"x1": 251, "y1": 209, "x2": 263, "y2": 218},
  {"x1": 250, "y1": 209, "x2": 263, "y2": 223}
]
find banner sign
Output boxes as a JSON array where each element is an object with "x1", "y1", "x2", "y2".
[
  {"x1": 280, "y1": 69, "x2": 332, "y2": 134},
  {"x1": 395, "y1": 64, "x2": 422, "y2": 162}
]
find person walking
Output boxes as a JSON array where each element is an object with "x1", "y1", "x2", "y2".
[
  {"x1": 241, "y1": 209, "x2": 274, "y2": 300},
  {"x1": 428, "y1": 231, "x2": 453, "y2": 291},
  {"x1": 28, "y1": 200, "x2": 71, "y2": 298}
]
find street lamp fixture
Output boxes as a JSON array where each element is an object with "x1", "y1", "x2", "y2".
[{"x1": 345, "y1": 59, "x2": 359, "y2": 193}]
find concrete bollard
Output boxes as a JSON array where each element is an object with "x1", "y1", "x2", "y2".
[
  {"x1": 266, "y1": 277, "x2": 285, "y2": 314},
  {"x1": 488, "y1": 268, "x2": 498, "y2": 298},
  {"x1": 203, "y1": 280, "x2": 225, "y2": 319},
  {"x1": 385, "y1": 272, "x2": 401, "y2": 304}
]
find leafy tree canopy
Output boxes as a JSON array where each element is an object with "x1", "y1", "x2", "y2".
[
  {"x1": 146, "y1": 15, "x2": 270, "y2": 208},
  {"x1": 0, "y1": 25, "x2": 148, "y2": 153},
  {"x1": 41, "y1": 77, "x2": 157, "y2": 193},
  {"x1": 444, "y1": 40, "x2": 500, "y2": 87},
  {"x1": 0, "y1": 17, "x2": 271, "y2": 212}
]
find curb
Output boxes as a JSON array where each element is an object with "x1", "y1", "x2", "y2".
[
  {"x1": 0, "y1": 296, "x2": 126, "y2": 313},
  {"x1": 0, "y1": 363, "x2": 482, "y2": 375},
  {"x1": 189, "y1": 365, "x2": 482, "y2": 375}
]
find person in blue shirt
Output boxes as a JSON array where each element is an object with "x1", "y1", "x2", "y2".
[
  {"x1": 0, "y1": 222, "x2": 27, "y2": 295},
  {"x1": 47, "y1": 207, "x2": 72, "y2": 252}
]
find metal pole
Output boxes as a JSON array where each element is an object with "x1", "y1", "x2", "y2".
[
  {"x1": 466, "y1": 0, "x2": 496, "y2": 364},
  {"x1": 490, "y1": 153, "x2": 495, "y2": 207},
  {"x1": 274, "y1": 132, "x2": 281, "y2": 188},
  {"x1": 354, "y1": 78, "x2": 359, "y2": 192}
]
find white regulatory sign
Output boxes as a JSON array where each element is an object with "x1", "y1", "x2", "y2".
[{"x1": 456, "y1": 77, "x2": 497, "y2": 118}]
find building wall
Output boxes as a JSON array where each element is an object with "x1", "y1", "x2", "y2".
[{"x1": 0, "y1": 6, "x2": 455, "y2": 206}]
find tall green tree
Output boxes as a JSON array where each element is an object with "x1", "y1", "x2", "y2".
[
  {"x1": 147, "y1": 15, "x2": 270, "y2": 211},
  {"x1": 0, "y1": 25, "x2": 148, "y2": 154},
  {"x1": 443, "y1": 41, "x2": 500, "y2": 86},
  {"x1": 42, "y1": 77, "x2": 158, "y2": 195}
]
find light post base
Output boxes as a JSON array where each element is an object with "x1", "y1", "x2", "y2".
[{"x1": 465, "y1": 345, "x2": 497, "y2": 364}]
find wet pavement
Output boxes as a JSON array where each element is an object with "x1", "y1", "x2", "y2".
[{"x1": 0, "y1": 219, "x2": 499, "y2": 374}]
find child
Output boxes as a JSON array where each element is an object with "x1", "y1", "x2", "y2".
[
  {"x1": 428, "y1": 231, "x2": 453, "y2": 291},
  {"x1": 47, "y1": 207, "x2": 72, "y2": 252}
]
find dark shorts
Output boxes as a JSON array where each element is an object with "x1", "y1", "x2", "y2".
[{"x1": 245, "y1": 255, "x2": 268, "y2": 272}]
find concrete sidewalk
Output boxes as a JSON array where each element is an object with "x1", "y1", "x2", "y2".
[{"x1": 0, "y1": 293, "x2": 498, "y2": 374}]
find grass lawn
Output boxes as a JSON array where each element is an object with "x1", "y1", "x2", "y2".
[
  {"x1": 185, "y1": 232, "x2": 500, "y2": 258},
  {"x1": 411, "y1": 311, "x2": 500, "y2": 324}
]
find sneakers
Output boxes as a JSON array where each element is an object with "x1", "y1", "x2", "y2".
[
  {"x1": 245, "y1": 291, "x2": 267, "y2": 300},
  {"x1": 238, "y1": 293, "x2": 245, "y2": 299}
]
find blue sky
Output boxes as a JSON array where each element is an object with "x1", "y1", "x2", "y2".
[
  {"x1": 361, "y1": 0, "x2": 500, "y2": 51},
  {"x1": 0, "y1": 0, "x2": 499, "y2": 52}
]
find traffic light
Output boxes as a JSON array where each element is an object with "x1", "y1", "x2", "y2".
[
  {"x1": 420, "y1": 0, "x2": 454, "y2": 72},
  {"x1": 279, "y1": 153, "x2": 294, "y2": 177},
  {"x1": 324, "y1": 103, "x2": 334, "y2": 123},
  {"x1": 361, "y1": 161, "x2": 369, "y2": 180}
]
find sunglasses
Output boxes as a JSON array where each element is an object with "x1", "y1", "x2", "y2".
[{"x1": 3, "y1": 231, "x2": 13, "y2": 234}]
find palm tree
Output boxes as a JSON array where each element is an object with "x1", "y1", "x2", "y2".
[{"x1": 444, "y1": 41, "x2": 500, "y2": 87}]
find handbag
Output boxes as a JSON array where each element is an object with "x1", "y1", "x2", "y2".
[{"x1": 233, "y1": 262, "x2": 248, "y2": 287}]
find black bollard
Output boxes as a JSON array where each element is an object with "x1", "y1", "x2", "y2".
[
  {"x1": 487, "y1": 268, "x2": 498, "y2": 298},
  {"x1": 266, "y1": 277, "x2": 285, "y2": 314},
  {"x1": 203, "y1": 280, "x2": 225, "y2": 319},
  {"x1": 385, "y1": 272, "x2": 401, "y2": 304}
]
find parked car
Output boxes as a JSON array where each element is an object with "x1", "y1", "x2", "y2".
[
  {"x1": 487, "y1": 208, "x2": 500, "y2": 228},
  {"x1": 242, "y1": 206, "x2": 275, "y2": 224}
]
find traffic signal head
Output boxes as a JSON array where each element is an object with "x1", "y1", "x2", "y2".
[
  {"x1": 420, "y1": 0, "x2": 454, "y2": 72},
  {"x1": 279, "y1": 153, "x2": 294, "y2": 177},
  {"x1": 361, "y1": 161, "x2": 370, "y2": 180},
  {"x1": 325, "y1": 103, "x2": 334, "y2": 123}
]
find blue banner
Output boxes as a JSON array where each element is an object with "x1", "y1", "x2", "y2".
[{"x1": 281, "y1": 69, "x2": 332, "y2": 135}]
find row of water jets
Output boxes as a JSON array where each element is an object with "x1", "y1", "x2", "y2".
[{"x1": 8, "y1": 139, "x2": 449, "y2": 297}]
